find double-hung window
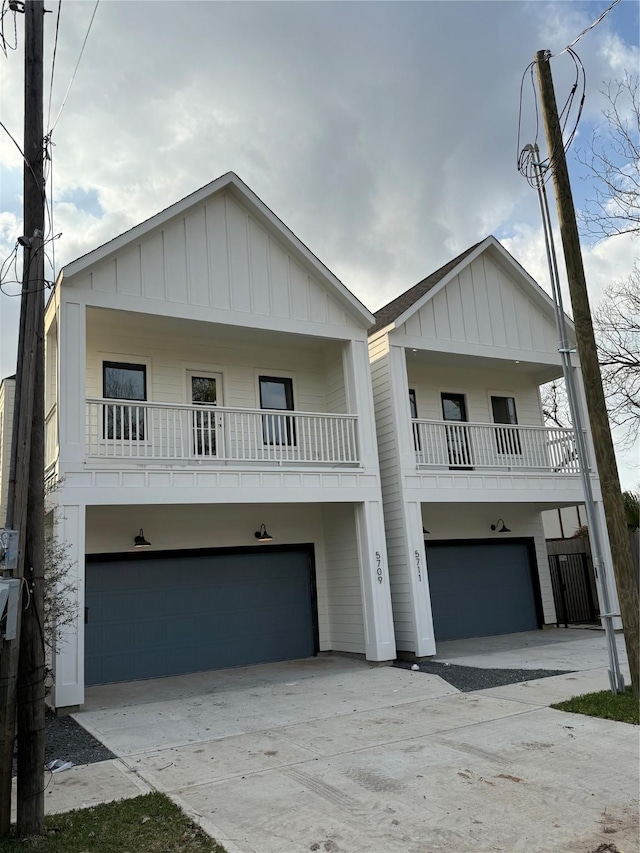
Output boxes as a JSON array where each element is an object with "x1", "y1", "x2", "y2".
[
  {"x1": 259, "y1": 376, "x2": 295, "y2": 446},
  {"x1": 103, "y1": 362, "x2": 146, "y2": 440}
]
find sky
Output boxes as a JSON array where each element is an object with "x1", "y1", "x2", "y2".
[{"x1": 0, "y1": 0, "x2": 638, "y2": 487}]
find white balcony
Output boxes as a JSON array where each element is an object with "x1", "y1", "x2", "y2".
[
  {"x1": 85, "y1": 399, "x2": 360, "y2": 466},
  {"x1": 412, "y1": 419, "x2": 583, "y2": 474}
]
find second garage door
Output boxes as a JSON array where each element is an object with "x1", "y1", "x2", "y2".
[
  {"x1": 85, "y1": 547, "x2": 317, "y2": 686},
  {"x1": 426, "y1": 540, "x2": 540, "y2": 642}
]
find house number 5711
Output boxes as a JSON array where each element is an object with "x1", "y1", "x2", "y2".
[
  {"x1": 414, "y1": 550, "x2": 422, "y2": 582},
  {"x1": 375, "y1": 551, "x2": 383, "y2": 584}
]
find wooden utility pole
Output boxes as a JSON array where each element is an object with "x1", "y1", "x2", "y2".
[
  {"x1": 0, "y1": 0, "x2": 46, "y2": 835},
  {"x1": 535, "y1": 49, "x2": 639, "y2": 699}
]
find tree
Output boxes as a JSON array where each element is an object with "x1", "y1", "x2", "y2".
[
  {"x1": 577, "y1": 75, "x2": 639, "y2": 240},
  {"x1": 541, "y1": 380, "x2": 569, "y2": 428},
  {"x1": 593, "y1": 266, "x2": 640, "y2": 449},
  {"x1": 623, "y1": 490, "x2": 639, "y2": 532}
]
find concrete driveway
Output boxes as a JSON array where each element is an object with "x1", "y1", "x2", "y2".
[{"x1": 75, "y1": 631, "x2": 638, "y2": 853}]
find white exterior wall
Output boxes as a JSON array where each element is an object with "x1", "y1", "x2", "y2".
[
  {"x1": 0, "y1": 378, "x2": 15, "y2": 527},
  {"x1": 421, "y1": 503, "x2": 556, "y2": 625},
  {"x1": 85, "y1": 310, "x2": 343, "y2": 413},
  {"x1": 407, "y1": 363, "x2": 544, "y2": 426},
  {"x1": 321, "y1": 504, "x2": 364, "y2": 653}
]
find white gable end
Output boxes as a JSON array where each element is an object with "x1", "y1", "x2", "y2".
[
  {"x1": 69, "y1": 191, "x2": 361, "y2": 330},
  {"x1": 399, "y1": 252, "x2": 559, "y2": 356}
]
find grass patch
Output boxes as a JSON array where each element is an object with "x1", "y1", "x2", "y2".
[
  {"x1": 0, "y1": 792, "x2": 226, "y2": 852},
  {"x1": 551, "y1": 686, "x2": 639, "y2": 725}
]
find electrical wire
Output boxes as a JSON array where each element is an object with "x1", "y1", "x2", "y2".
[
  {"x1": 516, "y1": 48, "x2": 586, "y2": 188},
  {"x1": 552, "y1": 0, "x2": 622, "y2": 57},
  {"x1": 47, "y1": 0, "x2": 99, "y2": 135},
  {"x1": 46, "y1": 1, "x2": 62, "y2": 135},
  {"x1": 0, "y1": 0, "x2": 18, "y2": 57}
]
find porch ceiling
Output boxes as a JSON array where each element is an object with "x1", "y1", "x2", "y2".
[
  {"x1": 405, "y1": 347, "x2": 563, "y2": 384},
  {"x1": 86, "y1": 307, "x2": 338, "y2": 355}
]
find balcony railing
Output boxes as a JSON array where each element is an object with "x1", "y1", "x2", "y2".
[
  {"x1": 412, "y1": 419, "x2": 582, "y2": 474},
  {"x1": 86, "y1": 399, "x2": 359, "y2": 465}
]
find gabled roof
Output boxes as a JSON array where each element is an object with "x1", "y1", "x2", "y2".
[
  {"x1": 62, "y1": 172, "x2": 375, "y2": 327},
  {"x1": 369, "y1": 242, "x2": 481, "y2": 335},
  {"x1": 369, "y1": 235, "x2": 574, "y2": 338}
]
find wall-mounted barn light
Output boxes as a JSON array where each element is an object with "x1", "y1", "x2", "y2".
[
  {"x1": 254, "y1": 524, "x2": 273, "y2": 543},
  {"x1": 490, "y1": 519, "x2": 510, "y2": 533},
  {"x1": 133, "y1": 529, "x2": 151, "y2": 548}
]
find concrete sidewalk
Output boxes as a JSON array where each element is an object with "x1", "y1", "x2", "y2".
[{"x1": 66, "y1": 651, "x2": 638, "y2": 853}]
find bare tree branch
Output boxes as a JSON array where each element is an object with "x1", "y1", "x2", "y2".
[{"x1": 576, "y1": 74, "x2": 640, "y2": 241}]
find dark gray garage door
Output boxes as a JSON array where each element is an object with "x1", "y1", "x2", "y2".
[
  {"x1": 426, "y1": 541, "x2": 539, "y2": 642},
  {"x1": 85, "y1": 548, "x2": 316, "y2": 686}
]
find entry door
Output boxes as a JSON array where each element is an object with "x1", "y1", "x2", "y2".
[
  {"x1": 189, "y1": 373, "x2": 222, "y2": 456},
  {"x1": 441, "y1": 392, "x2": 472, "y2": 467}
]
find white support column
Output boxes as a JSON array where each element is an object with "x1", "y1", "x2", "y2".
[
  {"x1": 58, "y1": 297, "x2": 86, "y2": 468},
  {"x1": 343, "y1": 339, "x2": 380, "y2": 472},
  {"x1": 406, "y1": 500, "x2": 437, "y2": 657},
  {"x1": 388, "y1": 345, "x2": 416, "y2": 472},
  {"x1": 51, "y1": 502, "x2": 85, "y2": 709},
  {"x1": 354, "y1": 500, "x2": 397, "y2": 661}
]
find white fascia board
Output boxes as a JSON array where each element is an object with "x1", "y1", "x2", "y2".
[
  {"x1": 61, "y1": 173, "x2": 374, "y2": 330},
  {"x1": 390, "y1": 237, "x2": 493, "y2": 331}
]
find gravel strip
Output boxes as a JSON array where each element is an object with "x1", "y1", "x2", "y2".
[
  {"x1": 12, "y1": 711, "x2": 114, "y2": 777},
  {"x1": 394, "y1": 659, "x2": 574, "y2": 692}
]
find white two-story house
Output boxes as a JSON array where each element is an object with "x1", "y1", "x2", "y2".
[
  {"x1": 44, "y1": 173, "x2": 396, "y2": 710},
  {"x1": 368, "y1": 236, "x2": 618, "y2": 657}
]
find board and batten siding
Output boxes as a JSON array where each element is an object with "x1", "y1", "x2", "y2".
[
  {"x1": 406, "y1": 363, "x2": 544, "y2": 426},
  {"x1": 422, "y1": 503, "x2": 556, "y2": 624},
  {"x1": 399, "y1": 253, "x2": 558, "y2": 356},
  {"x1": 369, "y1": 335, "x2": 417, "y2": 649},
  {"x1": 73, "y1": 193, "x2": 359, "y2": 331},
  {"x1": 321, "y1": 503, "x2": 365, "y2": 654},
  {"x1": 85, "y1": 316, "x2": 344, "y2": 413}
]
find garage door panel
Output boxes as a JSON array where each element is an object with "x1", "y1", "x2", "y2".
[
  {"x1": 85, "y1": 548, "x2": 316, "y2": 685},
  {"x1": 426, "y1": 541, "x2": 539, "y2": 642}
]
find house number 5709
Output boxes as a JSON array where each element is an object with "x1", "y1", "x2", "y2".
[{"x1": 375, "y1": 551, "x2": 383, "y2": 584}]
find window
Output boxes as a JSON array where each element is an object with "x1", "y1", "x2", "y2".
[
  {"x1": 103, "y1": 362, "x2": 146, "y2": 440},
  {"x1": 441, "y1": 392, "x2": 472, "y2": 468},
  {"x1": 259, "y1": 376, "x2": 295, "y2": 445},
  {"x1": 491, "y1": 395, "x2": 521, "y2": 454},
  {"x1": 409, "y1": 389, "x2": 421, "y2": 451},
  {"x1": 190, "y1": 374, "x2": 219, "y2": 456}
]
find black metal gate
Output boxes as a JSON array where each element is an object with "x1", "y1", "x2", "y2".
[{"x1": 549, "y1": 552, "x2": 598, "y2": 626}]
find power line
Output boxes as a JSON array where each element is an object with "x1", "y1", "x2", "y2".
[
  {"x1": 47, "y1": 0, "x2": 99, "y2": 135},
  {"x1": 552, "y1": 0, "x2": 622, "y2": 57},
  {"x1": 46, "y1": 1, "x2": 62, "y2": 134},
  {"x1": 0, "y1": 0, "x2": 18, "y2": 57}
]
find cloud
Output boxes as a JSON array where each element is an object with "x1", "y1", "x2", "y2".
[{"x1": 0, "y1": 0, "x2": 637, "y2": 482}]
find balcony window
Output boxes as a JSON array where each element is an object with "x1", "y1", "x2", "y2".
[
  {"x1": 103, "y1": 362, "x2": 146, "y2": 440},
  {"x1": 491, "y1": 395, "x2": 521, "y2": 454},
  {"x1": 259, "y1": 376, "x2": 295, "y2": 446}
]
